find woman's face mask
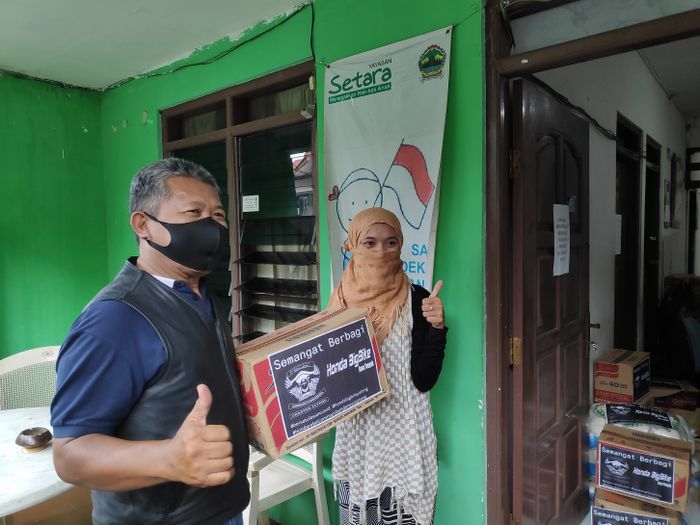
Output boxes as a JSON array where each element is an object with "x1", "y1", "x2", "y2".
[{"x1": 145, "y1": 212, "x2": 229, "y2": 272}]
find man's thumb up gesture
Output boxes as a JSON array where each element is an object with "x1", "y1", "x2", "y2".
[
  {"x1": 168, "y1": 384, "x2": 234, "y2": 488},
  {"x1": 186, "y1": 384, "x2": 214, "y2": 426}
]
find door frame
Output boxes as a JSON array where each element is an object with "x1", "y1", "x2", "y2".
[
  {"x1": 643, "y1": 135, "x2": 662, "y2": 353},
  {"x1": 484, "y1": 3, "x2": 700, "y2": 523},
  {"x1": 614, "y1": 114, "x2": 643, "y2": 351}
]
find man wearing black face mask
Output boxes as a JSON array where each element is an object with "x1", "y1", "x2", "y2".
[{"x1": 50, "y1": 158, "x2": 249, "y2": 525}]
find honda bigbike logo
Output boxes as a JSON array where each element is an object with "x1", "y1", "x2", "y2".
[
  {"x1": 284, "y1": 362, "x2": 321, "y2": 403},
  {"x1": 605, "y1": 457, "x2": 630, "y2": 476}
]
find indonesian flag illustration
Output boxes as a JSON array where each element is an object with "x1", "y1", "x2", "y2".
[{"x1": 380, "y1": 142, "x2": 435, "y2": 230}]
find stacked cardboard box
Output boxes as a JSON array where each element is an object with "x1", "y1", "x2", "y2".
[
  {"x1": 594, "y1": 349, "x2": 650, "y2": 403},
  {"x1": 639, "y1": 379, "x2": 700, "y2": 524},
  {"x1": 593, "y1": 423, "x2": 691, "y2": 520},
  {"x1": 591, "y1": 351, "x2": 699, "y2": 521},
  {"x1": 593, "y1": 488, "x2": 683, "y2": 525}
]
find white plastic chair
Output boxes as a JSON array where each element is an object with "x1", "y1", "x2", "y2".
[
  {"x1": 0, "y1": 346, "x2": 59, "y2": 410},
  {"x1": 0, "y1": 345, "x2": 91, "y2": 525},
  {"x1": 243, "y1": 439, "x2": 330, "y2": 525}
]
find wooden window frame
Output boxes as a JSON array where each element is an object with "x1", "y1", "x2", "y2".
[
  {"x1": 162, "y1": 61, "x2": 314, "y2": 152},
  {"x1": 161, "y1": 61, "x2": 318, "y2": 338}
]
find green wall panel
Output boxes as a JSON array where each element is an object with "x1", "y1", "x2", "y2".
[
  {"x1": 309, "y1": 2, "x2": 486, "y2": 524},
  {"x1": 5, "y1": 0, "x2": 485, "y2": 521},
  {"x1": 99, "y1": 9, "x2": 315, "y2": 278},
  {"x1": 101, "y1": 2, "x2": 485, "y2": 523},
  {"x1": 0, "y1": 73, "x2": 105, "y2": 358}
]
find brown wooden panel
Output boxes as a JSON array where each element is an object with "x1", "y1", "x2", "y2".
[
  {"x1": 160, "y1": 61, "x2": 319, "y2": 346},
  {"x1": 498, "y1": 9, "x2": 700, "y2": 77},
  {"x1": 563, "y1": 138, "x2": 582, "y2": 231},
  {"x1": 506, "y1": 0, "x2": 577, "y2": 20},
  {"x1": 165, "y1": 128, "x2": 228, "y2": 152},
  {"x1": 536, "y1": 135, "x2": 557, "y2": 225},
  {"x1": 562, "y1": 248, "x2": 580, "y2": 324},
  {"x1": 537, "y1": 447, "x2": 558, "y2": 524},
  {"x1": 562, "y1": 339, "x2": 580, "y2": 413},
  {"x1": 614, "y1": 117, "x2": 641, "y2": 350},
  {"x1": 538, "y1": 255, "x2": 557, "y2": 334},
  {"x1": 562, "y1": 424, "x2": 581, "y2": 502},
  {"x1": 161, "y1": 61, "x2": 314, "y2": 118},
  {"x1": 230, "y1": 111, "x2": 308, "y2": 137},
  {"x1": 536, "y1": 345, "x2": 558, "y2": 434},
  {"x1": 484, "y1": 3, "x2": 512, "y2": 521},
  {"x1": 513, "y1": 78, "x2": 589, "y2": 525}
]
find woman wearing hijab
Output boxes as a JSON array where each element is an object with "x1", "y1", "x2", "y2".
[{"x1": 328, "y1": 207, "x2": 447, "y2": 525}]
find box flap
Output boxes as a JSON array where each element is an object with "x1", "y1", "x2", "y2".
[
  {"x1": 600, "y1": 424, "x2": 691, "y2": 459},
  {"x1": 594, "y1": 488, "x2": 682, "y2": 519},
  {"x1": 236, "y1": 307, "x2": 370, "y2": 360}
]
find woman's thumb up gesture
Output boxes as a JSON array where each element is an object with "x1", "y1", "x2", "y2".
[{"x1": 421, "y1": 280, "x2": 444, "y2": 329}]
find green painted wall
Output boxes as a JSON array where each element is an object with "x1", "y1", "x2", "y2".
[
  {"x1": 0, "y1": 73, "x2": 105, "y2": 358},
  {"x1": 99, "y1": 10, "x2": 315, "y2": 277},
  {"x1": 99, "y1": 1, "x2": 485, "y2": 523},
  {"x1": 313, "y1": 3, "x2": 485, "y2": 524},
  {"x1": 5, "y1": 0, "x2": 484, "y2": 521}
]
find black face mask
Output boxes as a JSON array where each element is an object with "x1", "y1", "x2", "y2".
[{"x1": 144, "y1": 213, "x2": 229, "y2": 272}]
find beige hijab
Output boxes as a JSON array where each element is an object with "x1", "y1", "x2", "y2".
[{"x1": 328, "y1": 208, "x2": 410, "y2": 347}]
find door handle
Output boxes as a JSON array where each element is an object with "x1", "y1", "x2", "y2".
[{"x1": 589, "y1": 322, "x2": 601, "y2": 329}]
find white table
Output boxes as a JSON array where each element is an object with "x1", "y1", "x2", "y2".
[{"x1": 0, "y1": 406, "x2": 72, "y2": 517}]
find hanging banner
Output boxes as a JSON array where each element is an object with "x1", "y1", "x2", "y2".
[{"x1": 324, "y1": 27, "x2": 452, "y2": 289}]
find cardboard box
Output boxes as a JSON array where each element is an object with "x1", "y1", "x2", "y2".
[
  {"x1": 638, "y1": 380, "x2": 700, "y2": 439},
  {"x1": 593, "y1": 488, "x2": 683, "y2": 525},
  {"x1": 594, "y1": 349, "x2": 650, "y2": 403},
  {"x1": 235, "y1": 307, "x2": 389, "y2": 458},
  {"x1": 639, "y1": 378, "x2": 700, "y2": 412},
  {"x1": 597, "y1": 424, "x2": 691, "y2": 512}
]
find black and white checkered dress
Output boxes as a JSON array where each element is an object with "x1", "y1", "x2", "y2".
[{"x1": 332, "y1": 293, "x2": 438, "y2": 525}]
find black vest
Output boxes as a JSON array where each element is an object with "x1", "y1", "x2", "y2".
[{"x1": 90, "y1": 259, "x2": 250, "y2": 525}]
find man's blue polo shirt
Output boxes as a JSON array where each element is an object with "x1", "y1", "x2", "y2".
[{"x1": 50, "y1": 278, "x2": 214, "y2": 438}]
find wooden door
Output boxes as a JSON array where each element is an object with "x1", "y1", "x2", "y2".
[
  {"x1": 643, "y1": 138, "x2": 661, "y2": 353},
  {"x1": 512, "y1": 79, "x2": 590, "y2": 525},
  {"x1": 614, "y1": 118, "x2": 642, "y2": 350}
]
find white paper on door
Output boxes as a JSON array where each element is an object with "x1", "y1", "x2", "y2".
[{"x1": 553, "y1": 204, "x2": 570, "y2": 276}]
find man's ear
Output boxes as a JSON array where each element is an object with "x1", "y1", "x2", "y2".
[{"x1": 130, "y1": 211, "x2": 151, "y2": 240}]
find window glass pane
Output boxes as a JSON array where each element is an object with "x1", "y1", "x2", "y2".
[
  {"x1": 175, "y1": 142, "x2": 230, "y2": 301},
  {"x1": 181, "y1": 107, "x2": 226, "y2": 138},
  {"x1": 236, "y1": 120, "x2": 317, "y2": 339},
  {"x1": 238, "y1": 121, "x2": 314, "y2": 222},
  {"x1": 248, "y1": 83, "x2": 312, "y2": 120}
]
